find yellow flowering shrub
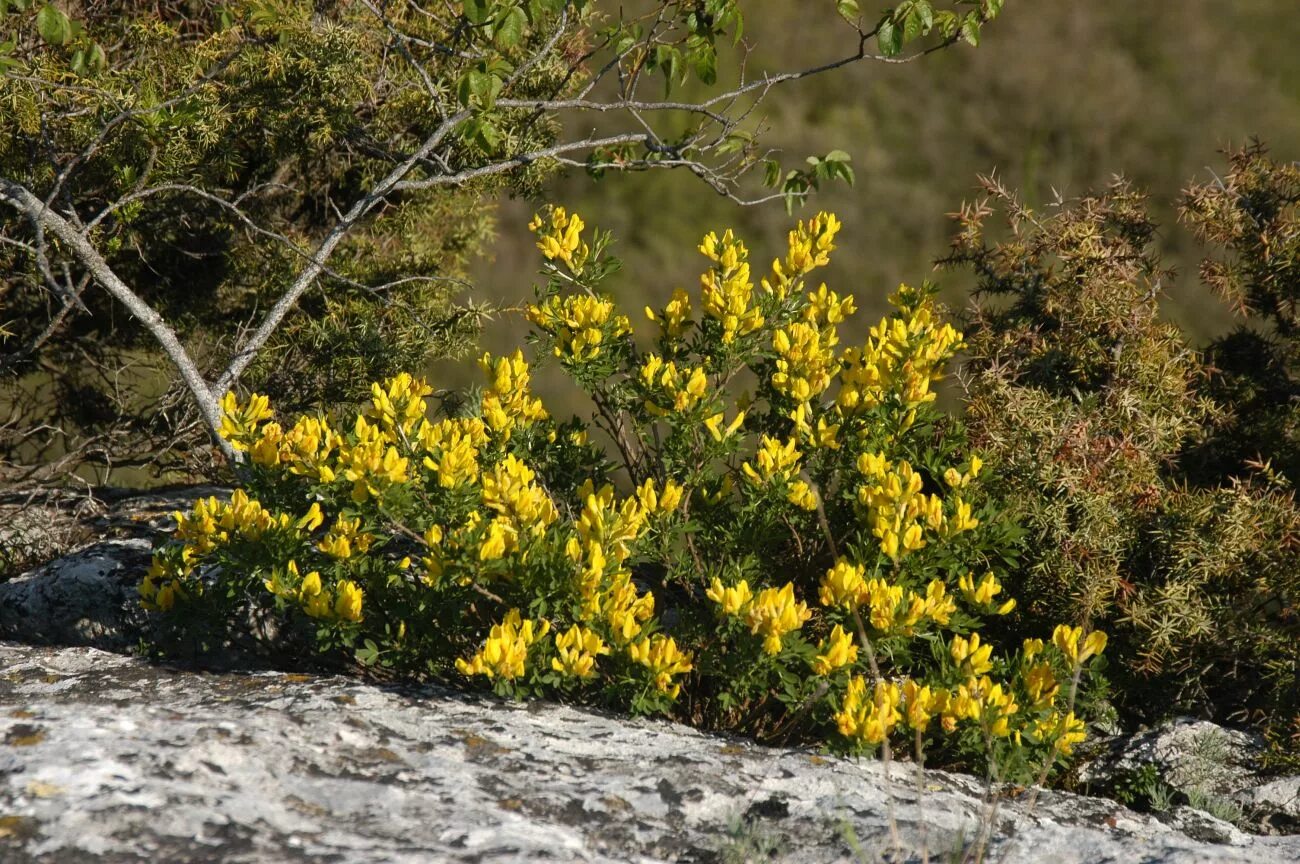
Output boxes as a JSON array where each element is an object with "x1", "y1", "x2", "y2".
[{"x1": 146, "y1": 207, "x2": 1108, "y2": 779}]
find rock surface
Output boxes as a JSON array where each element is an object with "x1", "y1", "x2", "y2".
[
  {"x1": 3, "y1": 643, "x2": 1300, "y2": 864},
  {"x1": 1079, "y1": 717, "x2": 1300, "y2": 834},
  {"x1": 0, "y1": 487, "x2": 228, "y2": 652}
]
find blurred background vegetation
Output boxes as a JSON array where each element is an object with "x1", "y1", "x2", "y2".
[{"x1": 445, "y1": 0, "x2": 1300, "y2": 408}]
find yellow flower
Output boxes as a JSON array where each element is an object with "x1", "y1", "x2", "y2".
[
  {"x1": 527, "y1": 292, "x2": 631, "y2": 364},
  {"x1": 601, "y1": 573, "x2": 655, "y2": 645},
  {"x1": 478, "y1": 520, "x2": 514, "y2": 561},
  {"x1": 760, "y1": 212, "x2": 842, "y2": 299},
  {"x1": 819, "y1": 558, "x2": 868, "y2": 609},
  {"x1": 744, "y1": 583, "x2": 812, "y2": 655},
  {"x1": 835, "y1": 675, "x2": 901, "y2": 745},
  {"x1": 218, "y1": 391, "x2": 274, "y2": 451},
  {"x1": 923, "y1": 579, "x2": 956, "y2": 625},
  {"x1": 478, "y1": 351, "x2": 548, "y2": 440},
  {"x1": 456, "y1": 609, "x2": 551, "y2": 681},
  {"x1": 811, "y1": 624, "x2": 858, "y2": 675},
  {"x1": 639, "y1": 355, "x2": 710, "y2": 415},
  {"x1": 366, "y1": 372, "x2": 432, "y2": 435},
  {"x1": 552, "y1": 625, "x2": 609, "y2": 679},
  {"x1": 319, "y1": 514, "x2": 371, "y2": 560},
  {"x1": 902, "y1": 678, "x2": 943, "y2": 731},
  {"x1": 703, "y1": 409, "x2": 746, "y2": 442},
  {"x1": 296, "y1": 503, "x2": 324, "y2": 532},
  {"x1": 706, "y1": 577, "x2": 753, "y2": 617},
  {"x1": 481, "y1": 454, "x2": 558, "y2": 542},
  {"x1": 950, "y1": 632, "x2": 994, "y2": 677},
  {"x1": 698, "y1": 228, "x2": 763, "y2": 344},
  {"x1": 959, "y1": 571, "x2": 1016, "y2": 615},
  {"x1": 646, "y1": 287, "x2": 693, "y2": 340},
  {"x1": 529, "y1": 205, "x2": 590, "y2": 270},
  {"x1": 1035, "y1": 710, "x2": 1087, "y2": 755},
  {"x1": 1025, "y1": 662, "x2": 1059, "y2": 709},
  {"x1": 628, "y1": 634, "x2": 693, "y2": 698},
  {"x1": 334, "y1": 580, "x2": 364, "y2": 622},
  {"x1": 741, "y1": 435, "x2": 803, "y2": 489},
  {"x1": 1052, "y1": 625, "x2": 1108, "y2": 666}
]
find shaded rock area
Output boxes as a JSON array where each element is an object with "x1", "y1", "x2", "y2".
[
  {"x1": 2, "y1": 643, "x2": 1300, "y2": 864},
  {"x1": 0, "y1": 486, "x2": 228, "y2": 652}
]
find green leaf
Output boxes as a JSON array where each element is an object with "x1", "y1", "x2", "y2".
[
  {"x1": 36, "y1": 3, "x2": 71, "y2": 46},
  {"x1": 983, "y1": 0, "x2": 1004, "y2": 19},
  {"x1": 836, "y1": 0, "x2": 860, "y2": 24},
  {"x1": 961, "y1": 16, "x2": 981, "y2": 46},
  {"x1": 763, "y1": 159, "x2": 781, "y2": 188},
  {"x1": 476, "y1": 118, "x2": 501, "y2": 150},
  {"x1": 692, "y1": 43, "x2": 717, "y2": 85},
  {"x1": 463, "y1": 0, "x2": 491, "y2": 26},
  {"x1": 495, "y1": 5, "x2": 527, "y2": 49},
  {"x1": 877, "y1": 18, "x2": 902, "y2": 57},
  {"x1": 902, "y1": 8, "x2": 923, "y2": 44},
  {"x1": 934, "y1": 10, "x2": 959, "y2": 38},
  {"x1": 88, "y1": 41, "x2": 106, "y2": 72}
]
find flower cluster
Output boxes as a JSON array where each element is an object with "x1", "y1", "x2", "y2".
[{"x1": 149, "y1": 208, "x2": 1109, "y2": 780}]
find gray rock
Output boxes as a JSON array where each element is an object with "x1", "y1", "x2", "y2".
[
  {"x1": 2, "y1": 643, "x2": 1299, "y2": 864},
  {"x1": 1079, "y1": 718, "x2": 1265, "y2": 798},
  {"x1": 1237, "y1": 777, "x2": 1300, "y2": 834},
  {"x1": 0, "y1": 486, "x2": 230, "y2": 652},
  {"x1": 1076, "y1": 717, "x2": 1300, "y2": 833},
  {"x1": 0, "y1": 539, "x2": 152, "y2": 652}
]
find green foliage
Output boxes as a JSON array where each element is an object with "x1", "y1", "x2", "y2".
[
  {"x1": 1181, "y1": 143, "x2": 1300, "y2": 484},
  {"x1": 4, "y1": 1, "x2": 883, "y2": 487},
  {"x1": 949, "y1": 168, "x2": 1300, "y2": 748},
  {"x1": 0, "y1": 1, "x2": 563, "y2": 481},
  {"x1": 144, "y1": 210, "x2": 1106, "y2": 779}
]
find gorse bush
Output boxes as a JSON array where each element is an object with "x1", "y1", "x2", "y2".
[
  {"x1": 144, "y1": 209, "x2": 1107, "y2": 778},
  {"x1": 949, "y1": 166, "x2": 1300, "y2": 755}
]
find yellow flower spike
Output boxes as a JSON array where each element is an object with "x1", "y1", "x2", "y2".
[
  {"x1": 1083, "y1": 630, "x2": 1108, "y2": 661},
  {"x1": 657, "y1": 480, "x2": 684, "y2": 513},
  {"x1": 950, "y1": 632, "x2": 994, "y2": 677},
  {"x1": 811, "y1": 624, "x2": 858, "y2": 675},
  {"x1": 1042, "y1": 711, "x2": 1087, "y2": 755},
  {"x1": 333, "y1": 580, "x2": 364, "y2": 622},
  {"x1": 923, "y1": 580, "x2": 956, "y2": 625},
  {"x1": 902, "y1": 678, "x2": 937, "y2": 731},
  {"x1": 552, "y1": 624, "x2": 609, "y2": 680},
  {"x1": 706, "y1": 577, "x2": 753, "y2": 617},
  {"x1": 744, "y1": 583, "x2": 812, "y2": 655},
  {"x1": 819, "y1": 558, "x2": 868, "y2": 609},
  {"x1": 1025, "y1": 663, "x2": 1060, "y2": 709},
  {"x1": 835, "y1": 676, "x2": 902, "y2": 745},
  {"x1": 1052, "y1": 624, "x2": 1095, "y2": 665},
  {"x1": 477, "y1": 351, "x2": 548, "y2": 441},
  {"x1": 628, "y1": 634, "x2": 693, "y2": 698},
  {"x1": 478, "y1": 521, "x2": 513, "y2": 561},
  {"x1": 457, "y1": 609, "x2": 550, "y2": 681},
  {"x1": 1023, "y1": 637, "x2": 1045, "y2": 662},
  {"x1": 786, "y1": 479, "x2": 818, "y2": 511},
  {"x1": 296, "y1": 503, "x2": 324, "y2": 533}
]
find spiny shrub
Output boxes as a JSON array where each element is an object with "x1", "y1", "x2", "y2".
[
  {"x1": 948, "y1": 174, "x2": 1299, "y2": 749},
  {"x1": 1181, "y1": 143, "x2": 1300, "y2": 485},
  {"x1": 144, "y1": 209, "x2": 1107, "y2": 779}
]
